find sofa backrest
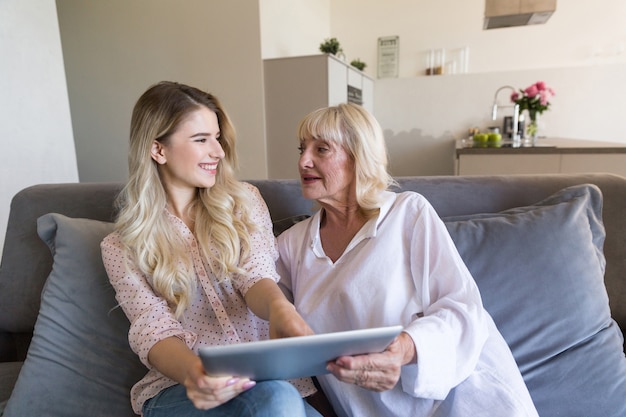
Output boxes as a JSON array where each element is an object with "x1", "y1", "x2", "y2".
[
  {"x1": 1, "y1": 173, "x2": 625, "y2": 361},
  {"x1": 253, "y1": 173, "x2": 626, "y2": 345}
]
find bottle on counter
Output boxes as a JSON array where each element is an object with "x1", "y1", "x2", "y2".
[
  {"x1": 503, "y1": 115, "x2": 525, "y2": 140},
  {"x1": 518, "y1": 114, "x2": 526, "y2": 140}
]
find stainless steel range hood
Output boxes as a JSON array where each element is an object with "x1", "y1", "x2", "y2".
[{"x1": 484, "y1": 0, "x2": 557, "y2": 30}]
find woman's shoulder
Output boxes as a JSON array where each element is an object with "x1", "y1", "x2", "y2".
[
  {"x1": 240, "y1": 180, "x2": 255, "y2": 191},
  {"x1": 389, "y1": 190, "x2": 430, "y2": 209},
  {"x1": 381, "y1": 190, "x2": 438, "y2": 224},
  {"x1": 239, "y1": 181, "x2": 262, "y2": 199},
  {"x1": 100, "y1": 230, "x2": 127, "y2": 261},
  {"x1": 101, "y1": 229, "x2": 122, "y2": 247},
  {"x1": 239, "y1": 181, "x2": 270, "y2": 213}
]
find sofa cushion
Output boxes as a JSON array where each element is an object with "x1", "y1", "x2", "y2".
[
  {"x1": 4, "y1": 214, "x2": 144, "y2": 417},
  {"x1": 443, "y1": 184, "x2": 626, "y2": 417}
]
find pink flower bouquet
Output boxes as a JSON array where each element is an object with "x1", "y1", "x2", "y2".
[
  {"x1": 511, "y1": 81, "x2": 555, "y2": 139},
  {"x1": 510, "y1": 81, "x2": 556, "y2": 117}
]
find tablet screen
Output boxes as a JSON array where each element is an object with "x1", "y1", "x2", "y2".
[{"x1": 199, "y1": 325, "x2": 403, "y2": 381}]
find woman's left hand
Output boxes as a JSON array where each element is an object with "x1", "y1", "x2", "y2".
[{"x1": 326, "y1": 332, "x2": 416, "y2": 392}]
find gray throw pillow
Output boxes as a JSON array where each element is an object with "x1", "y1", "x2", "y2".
[
  {"x1": 444, "y1": 184, "x2": 626, "y2": 417},
  {"x1": 4, "y1": 214, "x2": 145, "y2": 417}
]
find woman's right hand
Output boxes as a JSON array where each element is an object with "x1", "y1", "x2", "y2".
[
  {"x1": 148, "y1": 337, "x2": 257, "y2": 410},
  {"x1": 184, "y1": 359, "x2": 256, "y2": 410}
]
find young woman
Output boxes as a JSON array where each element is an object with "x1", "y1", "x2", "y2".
[{"x1": 101, "y1": 81, "x2": 323, "y2": 417}]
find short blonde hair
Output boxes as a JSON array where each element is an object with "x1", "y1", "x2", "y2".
[{"x1": 297, "y1": 103, "x2": 395, "y2": 214}]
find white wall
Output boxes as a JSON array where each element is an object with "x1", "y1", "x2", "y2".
[
  {"x1": 57, "y1": 0, "x2": 268, "y2": 182},
  {"x1": 260, "y1": 0, "x2": 330, "y2": 59},
  {"x1": 328, "y1": 0, "x2": 626, "y2": 77},
  {"x1": 0, "y1": 0, "x2": 78, "y2": 255},
  {"x1": 260, "y1": 0, "x2": 626, "y2": 176}
]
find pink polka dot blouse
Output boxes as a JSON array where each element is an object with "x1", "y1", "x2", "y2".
[{"x1": 101, "y1": 183, "x2": 315, "y2": 414}]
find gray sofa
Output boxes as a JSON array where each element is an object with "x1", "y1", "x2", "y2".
[{"x1": 1, "y1": 174, "x2": 625, "y2": 417}]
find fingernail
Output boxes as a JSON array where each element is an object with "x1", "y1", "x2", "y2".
[
  {"x1": 226, "y1": 378, "x2": 239, "y2": 386},
  {"x1": 242, "y1": 381, "x2": 256, "y2": 390}
]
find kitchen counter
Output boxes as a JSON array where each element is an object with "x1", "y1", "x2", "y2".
[
  {"x1": 455, "y1": 137, "x2": 626, "y2": 176},
  {"x1": 457, "y1": 137, "x2": 626, "y2": 155}
]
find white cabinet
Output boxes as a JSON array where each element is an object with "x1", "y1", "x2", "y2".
[
  {"x1": 457, "y1": 154, "x2": 561, "y2": 175},
  {"x1": 456, "y1": 138, "x2": 626, "y2": 176},
  {"x1": 264, "y1": 54, "x2": 374, "y2": 179},
  {"x1": 560, "y1": 154, "x2": 626, "y2": 176}
]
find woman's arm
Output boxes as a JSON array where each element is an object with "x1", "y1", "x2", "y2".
[
  {"x1": 101, "y1": 234, "x2": 197, "y2": 365},
  {"x1": 244, "y1": 278, "x2": 313, "y2": 339},
  {"x1": 240, "y1": 184, "x2": 314, "y2": 339},
  {"x1": 148, "y1": 336, "x2": 255, "y2": 410}
]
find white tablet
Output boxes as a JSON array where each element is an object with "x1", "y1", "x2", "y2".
[{"x1": 198, "y1": 325, "x2": 403, "y2": 381}]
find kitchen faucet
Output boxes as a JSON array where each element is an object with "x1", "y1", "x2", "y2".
[{"x1": 491, "y1": 85, "x2": 520, "y2": 141}]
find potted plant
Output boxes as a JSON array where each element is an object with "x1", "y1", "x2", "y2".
[
  {"x1": 319, "y1": 38, "x2": 342, "y2": 56},
  {"x1": 350, "y1": 59, "x2": 367, "y2": 71}
]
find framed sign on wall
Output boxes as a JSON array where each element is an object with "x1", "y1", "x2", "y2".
[{"x1": 377, "y1": 36, "x2": 399, "y2": 78}]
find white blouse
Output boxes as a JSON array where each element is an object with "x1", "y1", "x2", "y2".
[{"x1": 277, "y1": 190, "x2": 538, "y2": 417}]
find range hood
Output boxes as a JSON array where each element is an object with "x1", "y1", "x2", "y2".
[{"x1": 484, "y1": 0, "x2": 557, "y2": 30}]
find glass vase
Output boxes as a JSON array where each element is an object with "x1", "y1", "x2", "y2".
[{"x1": 526, "y1": 110, "x2": 539, "y2": 145}]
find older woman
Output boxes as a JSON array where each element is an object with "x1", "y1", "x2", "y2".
[{"x1": 277, "y1": 103, "x2": 538, "y2": 417}]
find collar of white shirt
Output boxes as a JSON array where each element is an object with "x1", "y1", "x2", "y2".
[{"x1": 309, "y1": 190, "x2": 398, "y2": 259}]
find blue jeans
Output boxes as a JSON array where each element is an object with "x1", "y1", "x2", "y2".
[{"x1": 142, "y1": 381, "x2": 322, "y2": 417}]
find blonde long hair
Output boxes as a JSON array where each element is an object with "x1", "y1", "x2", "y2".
[
  {"x1": 115, "y1": 81, "x2": 255, "y2": 317},
  {"x1": 297, "y1": 103, "x2": 395, "y2": 217}
]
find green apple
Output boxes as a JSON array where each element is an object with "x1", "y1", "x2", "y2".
[
  {"x1": 473, "y1": 133, "x2": 488, "y2": 142},
  {"x1": 487, "y1": 133, "x2": 502, "y2": 142}
]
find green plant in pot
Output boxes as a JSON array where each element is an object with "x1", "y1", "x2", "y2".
[
  {"x1": 350, "y1": 59, "x2": 366, "y2": 71},
  {"x1": 319, "y1": 37, "x2": 342, "y2": 56}
]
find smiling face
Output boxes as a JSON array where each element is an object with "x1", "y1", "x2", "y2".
[
  {"x1": 151, "y1": 107, "x2": 225, "y2": 196},
  {"x1": 298, "y1": 136, "x2": 356, "y2": 207}
]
